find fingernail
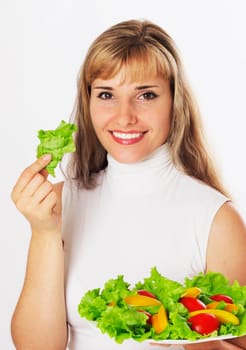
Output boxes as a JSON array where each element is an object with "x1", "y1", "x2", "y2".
[{"x1": 42, "y1": 154, "x2": 51, "y2": 161}]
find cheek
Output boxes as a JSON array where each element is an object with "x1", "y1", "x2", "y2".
[
  {"x1": 92, "y1": 110, "x2": 117, "y2": 135},
  {"x1": 149, "y1": 108, "x2": 171, "y2": 130},
  {"x1": 152, "y1": 112, "x2": 171, "y2": 141},
  {"x1": 90, "y1": 104, "x2": 102, "y2": 131}
]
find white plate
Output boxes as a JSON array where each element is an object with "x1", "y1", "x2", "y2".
[
  {"x1": 145, "y1": 334, "x2": 237, "y2": 345},
  {"x1": 88, "y1": 322, "x2": 237, "y2": 344}
]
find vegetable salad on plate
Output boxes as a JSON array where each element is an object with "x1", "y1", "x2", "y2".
[{"x1": 78, "y1": 267, "x2": 246, "y2": 344}]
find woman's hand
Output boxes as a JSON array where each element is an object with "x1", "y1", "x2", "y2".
[
  {"x1": 183, "y1": 340, "x2": 245, "y2": 350},
  {"x1": 11, "y1": 154, "x2": 60, "y2": 234},
  {"x1": 11, "y1": 154, "x2": 67, "y2": 349}
]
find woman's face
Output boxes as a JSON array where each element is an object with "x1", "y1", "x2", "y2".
[{"x1": 89, "y1": 68, "x2": 172, "y2": 163}]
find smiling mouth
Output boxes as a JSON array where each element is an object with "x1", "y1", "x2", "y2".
[{"x1": 110, "y1": 131, "x2": 147, "y2": 145}]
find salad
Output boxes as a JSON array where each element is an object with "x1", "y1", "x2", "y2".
[
  {"x1": 78, "y1": 267, "x2": 246, "y2": 344},
  {"x1": 36, "y1": 120, "x2": 77, "y2": 176}
]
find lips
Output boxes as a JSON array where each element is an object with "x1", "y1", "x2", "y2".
[{"x1": 110, "y1": 131, "x2": 146, "y2": 145}]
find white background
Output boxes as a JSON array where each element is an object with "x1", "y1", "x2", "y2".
[{"x1": 1, "y1": 0, "x2": 246, "y2": 348}]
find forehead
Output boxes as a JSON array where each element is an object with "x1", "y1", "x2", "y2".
[
  {"x1": 92, "y1": 68, "x2": 168, "y2": 88},
  {"x1": 88, "y1": 47, "x2": 171, "y2": 86},
  {"x1": 91, "y1": 62, "x2": 170, "y2": 87}
]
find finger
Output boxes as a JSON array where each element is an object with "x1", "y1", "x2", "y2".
[
  {"x1": 184, "y1": 341, "x2": 217, "y2": 349},
  {"x1": 39, "y1": 190, "x2": 57, "y2": 213},
  {"x1": 228, "y1": 336, "x2": 246, "y2": 348},
  {"x1": 149, "y1": 343, "x2": 171, "y2": 347},
  {"x1": 184, "y1": 345, "x2": 205, "y2": 349},
  {"x1": 32, "y1": 180, "x2": 54, "y2": 205},
  {"x1": 20, "y1": 173, "x2": 45, "y2": 198},
  {"x1": 12, "y1": 155, "x2": 51, "y2": 199},
  {"x1": 223, "y1": 340, "x2": 244, "y2": 350},
  {"x1": 184, "y1": 340, "x2": 241, "y2": 350},
  {"x1": 40, "y1": 168, "x2": 49, "y2": 178}
]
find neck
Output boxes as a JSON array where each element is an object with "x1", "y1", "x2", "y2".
[{"x1": 105, "y1": 144, "x2": 176, "y2": 196}]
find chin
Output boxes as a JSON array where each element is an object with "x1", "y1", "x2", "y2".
[{"x1": 109, "y1": 150, "x2": 150, "y2": 164}]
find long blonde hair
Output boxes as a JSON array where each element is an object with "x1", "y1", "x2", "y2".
[{"x1": 68, "y1": 19, "x2": 228, "y2": 196}]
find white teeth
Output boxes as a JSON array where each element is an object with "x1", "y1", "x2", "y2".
[{"x1": 112, "y1": 132, "x2": 142, "y2": 139}]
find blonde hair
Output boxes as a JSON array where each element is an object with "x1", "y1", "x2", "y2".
[{"x1": 68, "y1": 19, "x2": 228, "y2": 195}]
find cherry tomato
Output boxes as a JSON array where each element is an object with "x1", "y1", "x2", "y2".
[
  {"x1": 137, "y1": 290, "x2": 157, "y2": 299},
  {"x1": 180, "y1": 297, "x2": 206, "y2": 312},
  {"x1": 210, "y1": 294, "x2": 233, "y2": 304},
  {"x1": 188, "y1": 313, "x2": 220, "y2": 335}
]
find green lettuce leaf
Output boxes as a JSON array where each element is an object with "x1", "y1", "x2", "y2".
[
  {"x1": 97, "y1": 305, "x2": 152, "y2": 343},
  {"x1": 78, "y1": 288, "x2": 107, "y2": 320},
  {"x1": 36, "y1": 120, "x2": 77, "y2": 176},
  {"x1": 134, "y1": 267, "x2": 185, "y2": 311},
  {"x1": 101, "y1": 275, "x2": 131, "y2": 304},
  {"x1": 78, "y1": 275, "x2": 132, "y2": 321}
]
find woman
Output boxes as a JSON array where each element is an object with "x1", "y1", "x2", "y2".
[{"x1": 11, "y1": 19, "x2": 246, "y2": 350}]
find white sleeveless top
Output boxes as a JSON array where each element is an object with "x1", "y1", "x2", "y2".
[{"x1": 62, "y1": 144, "x2": 228, "y2": 350}]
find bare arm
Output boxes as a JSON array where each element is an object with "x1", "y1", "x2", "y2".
[
  {"x1": 11, "y1": 155, "x2": 67, "y2": 350},
  {"x1": 207, "y1": 202, "x2": 246, "y2": 348},
  {"x1": 182, "y1": 202, "x2": 246, "y2": 350},
  {"x1": 206, "y1": 201, "x2": 246, "y2": 284}
]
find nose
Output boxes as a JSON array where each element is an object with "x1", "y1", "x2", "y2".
[{"x1": 115, "y1": 100, "x2": 137, "y2": 127}]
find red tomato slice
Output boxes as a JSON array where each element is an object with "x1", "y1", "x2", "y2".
[
  {"x1": 180, "y1": 297, "x2": 206, "y2": 312},
  {"x1": 210, "y1": 294, "x2": 233, "y2": 304},
  {"x1": 188, "y1": 313, "x2": 220, "y2": 335},
  {"x1": 137, "y1": 290, "x2": 157, "y2": 299}
]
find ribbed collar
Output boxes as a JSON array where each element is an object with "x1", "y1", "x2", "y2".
[{"x1": 105, "y1": 144, "x2": 176, "y2": 196}]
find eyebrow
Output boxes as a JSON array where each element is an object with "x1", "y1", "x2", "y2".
[
  {"x1": 92, "y1": 85, "x2": 160, "y2": 90},
  {"x1": 93, "y1": 86, "x2": 113, "y2": 90},
  {"x1": 135, "y1": 85, "x2": 160, "y2": 90}
]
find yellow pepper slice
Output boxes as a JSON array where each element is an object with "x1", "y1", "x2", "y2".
[
  {"x1": 181, "y1": 287, "x2": 201, "y2": 298},
  {"x1": 124, "y1": 295, "x2": 161, "y2": 307},
  {"x1": 206, "y1": 301, "x2": 238, "y2": 313},
  {"x1": 151, "y1": 305, "x2": 168, "y2": 333},
  {"x1": 189, "y1": 309, "x2": 240, "y2": 325}
]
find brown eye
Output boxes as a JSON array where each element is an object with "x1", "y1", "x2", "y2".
[
  {"x1": 139, "y1": 92, "x2": 158, "y2": 100},
  {"x1": 98, "y1": 92, "x2": 113, "y2": 100}
]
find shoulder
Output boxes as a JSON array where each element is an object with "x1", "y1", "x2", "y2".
[
  {"x1": 184, "y1": 175, "x2": 222, "y2": 196},
  {"x1": 176, "y1": 172, "x2": 228, "y2": 207},
  {"x1": 206, "y1": 202, "x2": 246, "y2": 284}
]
